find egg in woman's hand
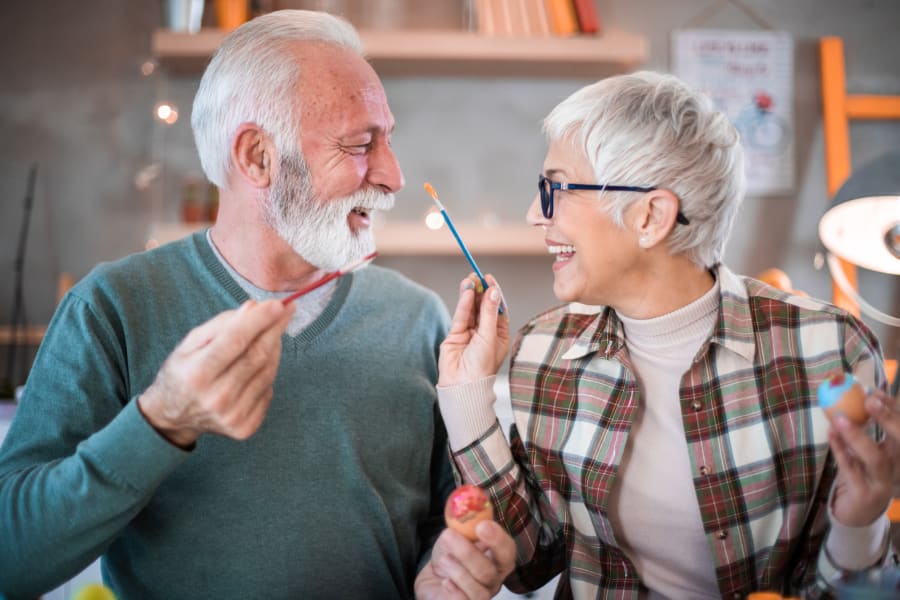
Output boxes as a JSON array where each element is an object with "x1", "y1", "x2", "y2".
[{"x1": 816, "y1": 372, "x2": 868, "y2": 425}]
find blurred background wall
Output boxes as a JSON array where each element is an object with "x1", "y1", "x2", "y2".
[{"x1": 1, "y1": 0, "x2": 899, "y2": 387}]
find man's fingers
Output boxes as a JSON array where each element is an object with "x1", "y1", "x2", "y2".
[
  {"x1": 199, "y1": 303, "x2": 287, "y2": 395},
  {"x1": 232, "y1": 386, "x2": 276, "y2": 440},
  {"x1": 202, "y1": 308, "x2": 289, "y2": 438},
  {"x1": 199, "y1": 299, "x2": 291, "y2": 377},
  {"x1": 177, "y1": 304, "x2": 244, "y2": 354}
]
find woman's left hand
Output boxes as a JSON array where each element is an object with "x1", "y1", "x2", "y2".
[
  {"x1": 865, "y1": 392, "x2": 900, "y2": 492},
  {"x1": 829, "y1": 389, "x2": 899, "y2": 526}
]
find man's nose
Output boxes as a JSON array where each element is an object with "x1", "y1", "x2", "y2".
[{"x1": 368, "y1": 142, "x2": 404, "y2": 193}]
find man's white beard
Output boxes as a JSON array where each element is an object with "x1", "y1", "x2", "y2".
[{"x1": 266, "y1": 153, "x2": 394, "y2": 271}]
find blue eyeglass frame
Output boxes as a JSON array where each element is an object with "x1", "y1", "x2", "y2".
[{"x1": 538, "y1": 174, "x2": 690, "y2": 225}]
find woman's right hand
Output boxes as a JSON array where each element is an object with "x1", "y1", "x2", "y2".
[{"x1": 438, "y1": 273, "x2": 510, "y2": 387}]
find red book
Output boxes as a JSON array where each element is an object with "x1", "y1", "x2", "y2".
[{"x1": 572, "y1": 0, "x2": 601, "y2": 34}]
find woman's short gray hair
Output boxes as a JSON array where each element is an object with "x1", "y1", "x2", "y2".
[
  {"x1": 543, "y1": 71, "x2": 746, "y2": 268},
  {"x1": 191, "y1": 10, "x2": 364, "y2": 188}
]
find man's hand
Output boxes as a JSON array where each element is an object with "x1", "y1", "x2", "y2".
[
  {"x1": 138, "y1": 299, "x2": 294, "y2": 447},
  {"x1": 438, "y1": 274, "x2": 509, "y2": 388},
  {"x1": 415, "y1": 521, "x2": 516, "y2": 600}
]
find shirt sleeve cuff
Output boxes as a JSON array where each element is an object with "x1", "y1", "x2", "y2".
[
  {"x1": 437, "y1": 376, "x2": 498, "y2": 451},
  {"x1": 824, "y1": 511, "x2": 890, "y2": 570}
]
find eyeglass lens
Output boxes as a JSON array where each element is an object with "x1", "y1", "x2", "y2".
[{"x1": 539, "y1": 175, "x2": 553, "y2": 219}]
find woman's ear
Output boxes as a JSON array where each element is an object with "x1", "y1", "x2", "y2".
[
  {"x1": 231, "y1": 123, "x2": 273, "y2": 188},
  {"x1": 633, "y1": 189, "x2": 681, "y2": 248},
  {"x1": 643, "y1": 189, "x2": 681, "y2": 234}
]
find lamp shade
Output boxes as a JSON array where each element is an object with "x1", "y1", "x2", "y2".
[{"x1": 819, "y1": 150, "x2": 900, "y2": 275}]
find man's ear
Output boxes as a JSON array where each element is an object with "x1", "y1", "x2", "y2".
[{"x1": 231, "y1": 123, "x2": 273, "y2": 188}]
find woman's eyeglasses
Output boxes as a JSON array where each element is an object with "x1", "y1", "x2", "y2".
[{"x1": 538, "y1": 174, "x2": 690, "y2": 224}]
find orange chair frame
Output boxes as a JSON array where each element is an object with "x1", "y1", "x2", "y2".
[{"x1": 819, "y1": 37, "x2": 900, "y2": 314}]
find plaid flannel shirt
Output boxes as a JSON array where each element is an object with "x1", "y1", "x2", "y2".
[{"x1": 451, "y1": 265, "x2": 888, "y2": 599}]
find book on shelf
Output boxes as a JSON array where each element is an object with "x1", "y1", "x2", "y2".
[
  {"x1": 473, "y1": 0, "x2": 556, "y2": 38},
  {"x1": 500, "y1": 0, "x2": 529, "y2": 36},
  {"x1": 521, "y1": 0, "x2": 552, "y2": 36},
  {"x1": 474, "y1": 0, "x2": 496, "y2": 35},
  {"x1": 545, "y1": 0, "x2": 578, "y2": 36},
  {"x1": 572, "y1": 0, "x2": 601, "y2": 34}
]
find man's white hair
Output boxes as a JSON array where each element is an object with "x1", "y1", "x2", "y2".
[{"x1": 191, "y1": 10, "x2": 363, "y2": 188}]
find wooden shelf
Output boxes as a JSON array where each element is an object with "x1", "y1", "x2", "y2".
[
  {"x1": 147, "y1": 221, "x2": 546, "y2": 256},
  {"x1": 151, "y1": 28, "x2": 647, "y2": 77}
]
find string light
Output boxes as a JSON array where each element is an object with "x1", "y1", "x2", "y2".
[
  {"x1": 140, "y1": 60, "x2": 157, "y2": 77},
  {"x1": 154, "y1": 102, "x2": 179, "y2": 125},
  {"x1": 425, "y1": 209, "x2": 444, "y2": 230}
]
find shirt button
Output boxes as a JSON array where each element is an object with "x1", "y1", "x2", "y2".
[
  {"x1": 717, "y1": 530, "x2": 728, "y2": 540},
  {"x1": 692, "y1": 400, "x2": 703, "y2": 411},
  {"x1": 699, "y1": 466, "x2": 710, "y2": 476},
  {"x1": 732, "y1": 593, "x2": 741, "y2": 599}
]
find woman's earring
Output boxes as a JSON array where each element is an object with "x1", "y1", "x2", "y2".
[{"x1": 639, "y1": 235, "x2": 652, "y2": 248}]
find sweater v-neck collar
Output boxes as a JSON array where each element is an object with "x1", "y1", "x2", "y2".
[{"x1": 189, "y1": 230, "x2": 352, "y2": 345}]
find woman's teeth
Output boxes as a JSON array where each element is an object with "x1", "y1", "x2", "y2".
[{"x1": 549, "y1": 244, "x2": 576, "y2": 262}]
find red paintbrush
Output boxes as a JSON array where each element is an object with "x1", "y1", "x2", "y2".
[{"x1": 281, "y1": 251, "x2": 377, "y2": 305}]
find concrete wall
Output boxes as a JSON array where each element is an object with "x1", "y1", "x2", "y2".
[{"x1": 2, "y1": 0, "x2": 900, "y2": 386}]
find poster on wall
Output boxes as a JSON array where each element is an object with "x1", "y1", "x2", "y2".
[{"x1": 672, "y1": 29, "x2": 794, "y2": 197}]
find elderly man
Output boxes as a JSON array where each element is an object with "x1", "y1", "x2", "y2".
[{"x1": 0, "y1": 10, "x2": 513, "y2": 599}]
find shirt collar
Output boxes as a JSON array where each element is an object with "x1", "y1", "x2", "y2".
[{"x1": 560, "y1": 264, "x2": 757, "y2": 364}]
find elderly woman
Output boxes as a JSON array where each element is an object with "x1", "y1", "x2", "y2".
[{"x1": 435, "y1": 71, "x2": 897, "y2": 598}]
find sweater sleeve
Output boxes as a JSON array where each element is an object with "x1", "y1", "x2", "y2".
[
  {"x1": 0, "y1": 293, "x2": 190, "y2": 597},
  {"x1": 415, "y1": 294, "x2": 457, "y2": 573}
]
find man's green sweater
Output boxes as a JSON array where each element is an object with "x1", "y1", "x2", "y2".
[{"x1": 0, "y1": 232, "x2": 454, "y2": 599}]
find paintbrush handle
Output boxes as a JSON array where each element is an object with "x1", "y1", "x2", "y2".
[
  {"x1": 281, "y1": 252, "x2": 377, "y2": 305},
  {"x1": 440, "y1": 210, "x2": 504, "y2": 314},
  {"x1": 281, "y1": 271, "x2": 341, "y2": 305},
  {"x1": 441, "y1": 210, "x2": 488, "y2": 288}
]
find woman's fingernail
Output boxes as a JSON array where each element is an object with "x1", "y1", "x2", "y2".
[
  {"x1": 833, "y1": 412, "x2": 851, "y2": 429},
  {"x1": 475, "y1": 282, "x2": 484, "y2": 294},
  {"x1": 490, "y1": 289, "x2": 500, "y2": 302},
  {"x1": 866, "y1": 396, "x2": 886, "y2": 414},
  {"x1": 462, "y1": 280, "x2": 475, "y2": 291}
]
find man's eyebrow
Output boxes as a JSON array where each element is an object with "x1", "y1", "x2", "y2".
[{"x1": 341, "y1": 122, "x2": 395, "y2": 138}]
